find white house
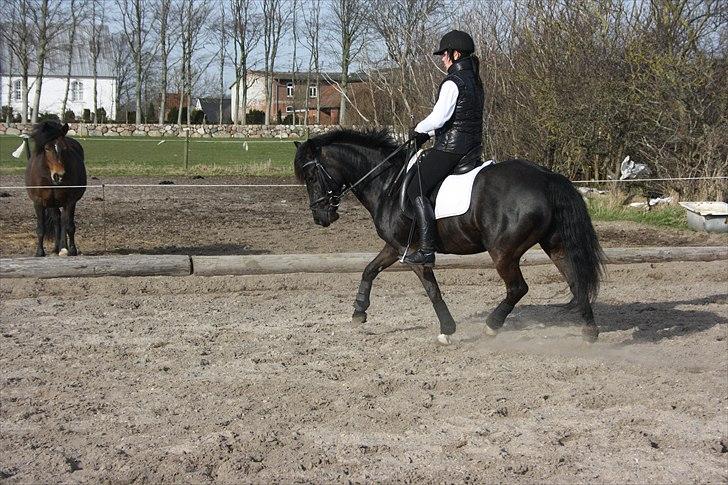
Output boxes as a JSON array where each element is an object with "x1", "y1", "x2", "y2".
[{"x1": 0, "y1": 28, "x2": 117, "y2": 121}]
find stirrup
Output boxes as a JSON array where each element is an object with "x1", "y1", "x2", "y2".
[{"x1": 403, "y1": 249, "x2": 435, "y2": 267}]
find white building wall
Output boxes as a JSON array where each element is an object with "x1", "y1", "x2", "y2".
[
  {"x1": 0, "y1": 75, "x2": 117, "y2": 120},
  {"x1": 230, "y1": 73, "x2": 266, "y2": 122}
]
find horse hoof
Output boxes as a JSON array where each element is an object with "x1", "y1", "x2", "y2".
[
  {"x1": 352, "y1": 311, "x2": 367, "y2": 324},
  {"x1": 69, "y1": 247, "x2": 78, "y2": 256},
  {"x1": 58, "y1": 248, "x2": 69, "y2": 257},
  {"x1": 582, "y1": 326, "x2": 599, "y2": 343},
  {"x1": 436, "y1": 334, "x2": 452, "y2": 346},
  {"x1": 484, "y1": 324, "x2": 498, "y2": 337}
]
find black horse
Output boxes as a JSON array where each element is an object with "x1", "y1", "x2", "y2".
[
  {"x1": 24, "y1": 121, "x2": 87, "y2": 257},
  {"x1": 294, "y1": 129, "x2": 604, "y2": 344}
]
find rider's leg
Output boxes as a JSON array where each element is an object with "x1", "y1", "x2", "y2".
[{"x1": 404, "y1": 150, "x2": 460, "y2": 266}]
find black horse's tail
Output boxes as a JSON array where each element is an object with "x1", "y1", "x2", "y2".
[{"x1": 547, "y1": 174, "x2": 605, "y2": 306}]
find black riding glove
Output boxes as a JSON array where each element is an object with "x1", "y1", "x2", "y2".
[{"x1": 410, "y1": 130, "x2": 430, "y2": 150}]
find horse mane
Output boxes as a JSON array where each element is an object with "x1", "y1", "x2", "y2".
[
  {"x1": 30, "y1": 120, "x2": 66, "y2": 154},
  {"x1": 294, "y1": 128, "x2": 402, "y2": 182}
]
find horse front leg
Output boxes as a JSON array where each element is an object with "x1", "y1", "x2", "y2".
[
  {"x1": 352, "y1": 244, "x2": 399, "y2": 324},
  {"x1": 58, "y1": 205, "x2": 70, "y2": 256},
  {"x1": 410, "y1": 265, "x2": 457, "y2": 345},
  {"x1": 33, "y1": 202, "x2": 46, "y2": 257},
  {"x1": 63, "y1": 202, "x2": 78, "y2": 256}
]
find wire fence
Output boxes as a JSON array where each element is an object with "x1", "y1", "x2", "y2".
[{"x1": 1, "y1": 176, "x2": 726, "y2": 191}]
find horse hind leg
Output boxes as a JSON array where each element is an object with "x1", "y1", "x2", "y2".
[
  {"x1": 540, "y1": 238, "x2": 599, "y2": 342},
  {"x1": 485, "y1": 249, "x2": 529, "y2": 336}
]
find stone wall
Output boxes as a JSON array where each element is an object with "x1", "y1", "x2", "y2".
[{"x1": 0, "y1": 123, "x2": 341, "y2": 139}]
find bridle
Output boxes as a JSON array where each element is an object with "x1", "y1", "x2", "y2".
[
  {"x1": 302, "y1": 138, "x2": 415, "y2": 210},
  {"x1": 302, "y1": 158, "x2": 344, "y2": 209}
]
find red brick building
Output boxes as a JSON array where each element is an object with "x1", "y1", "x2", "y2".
[{"x1": 230, "y1": 70, "x2": 367, "y2": 125}]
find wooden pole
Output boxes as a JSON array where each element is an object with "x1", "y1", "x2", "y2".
[
  {"x1": 2, "y1": 247, "x2": 725, "y2": 279},
  {"x1": 0, "y1": 255, "x2": 191, "y2": 279}
]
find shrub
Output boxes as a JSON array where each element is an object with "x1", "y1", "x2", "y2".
[
  {"x1": 63, "y1": 109, "x2": 76, "y2": 122},
  {"x1": 245, "y1": 109, "x2": 265, "y2": 124},
  {"x1": 82, "y1": 108, "x2": 91, "y2": 123},
  {"x1": 95, "y1": 107, "x2": 107, "y2": 123}
]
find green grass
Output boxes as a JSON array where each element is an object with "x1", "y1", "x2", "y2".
[
  {"x1": 0, "y1": 134, "x2": 297, "y2": 177},
  {"x1": 587, "y1": 197, "x2": 688, "y2": 229}
]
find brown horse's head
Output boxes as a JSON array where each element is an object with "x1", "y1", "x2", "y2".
[{"x1": 31, "y1": 121, "x2": 71, "y2": 185}]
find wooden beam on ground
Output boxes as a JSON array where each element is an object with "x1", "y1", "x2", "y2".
[
  {"x1": 1, "y1": 247, "x2": 724, "y2": 279},
  {"x1": 191, "y1": 246, "x2": 728, "y2": 277},
  {"x1": 0, "y1": 255, "x2": 191, "y2": 279}
]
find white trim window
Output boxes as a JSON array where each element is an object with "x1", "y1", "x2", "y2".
[
  {"x1": 286, "y1": 82, "x2": 294, "y2": 97},
  {"x1": 13, "y1": 80, "x2": 21, "y2": 101},
  {"x1": 285, "y1": 106, "x2": 294, "y2": 113},
  {"x1": 308, "y1": 85, "x2": 318, "y2": 98},
  {"x1": 71, "y1": 80, "x2": 84, "y2": 102}
]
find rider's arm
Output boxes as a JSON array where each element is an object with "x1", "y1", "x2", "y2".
[{"x1": 414, "y1": 80, "x2": 459, "y2": 136}]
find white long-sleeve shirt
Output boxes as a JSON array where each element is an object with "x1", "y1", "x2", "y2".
[{"x1": 414, "y1": 80, "x2": 459, "y2": 136}]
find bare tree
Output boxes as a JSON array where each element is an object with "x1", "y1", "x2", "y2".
[
  {"x1": 1, "y1": 0, "x2": 34, "y2": 122},
  {"x1": 109, "y1": 30, "x2": 133, "y2": 122},
  {"x1": 301, "y1": 0, "x2": 322, "y2": 125},
  {"x1": 366, "y1": 0, "x2": 447, "y2": 127},
  {"x1": 117, "y1": 0, "x2": 153, "y2": 124},
  {"x1": 89, "y1": 0, "x2": 105, "y2": 122},
  {"x1": 217, "y1": 0, "x2": 225, "y2": 125},
  {"x1": 60, "y1": 0, "x2": 84, "y2": 120},
  {"x1": 262, "y1": 0, "x2": 289, "y2": 125},
  {"x1": 228, "y1": 0, "x2": 260, "y2": 125},
  {"x1": 330, "y1": 0, "x2": 367, "y2": 125}
]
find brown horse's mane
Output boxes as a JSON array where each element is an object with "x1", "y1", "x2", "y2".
[{"x1": 30, "y1": 120, "x2": 67, "y2": 154}]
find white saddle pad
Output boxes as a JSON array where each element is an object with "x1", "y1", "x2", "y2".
[{"x1": 407, "y1": 152, "x2": 494, "y2": 219}]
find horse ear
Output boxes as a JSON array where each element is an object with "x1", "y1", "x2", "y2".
[
  {"x1": 293, "y1": 141, "x2": 300, "y2": 148},
  {"x1": 61, "y1": 123, "x2": 69, "y2": 136}
]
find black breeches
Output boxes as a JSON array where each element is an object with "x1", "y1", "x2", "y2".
[{"x1": 406, "y1": 149, "x2": 463, "y2": 202}]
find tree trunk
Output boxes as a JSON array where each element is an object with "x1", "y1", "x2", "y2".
[
  {"x1": 60, "y1": 0, "x2": 77, "y2": 120},
  {"x1": 158, "y1": 0, "x2": 169, "y2": 125},
  {"x1": 31, "y1": 0, "x2": 50, "y2": 124},
  {"x1": 134, "y1": 0, "x2": 142, "y2": 124}
]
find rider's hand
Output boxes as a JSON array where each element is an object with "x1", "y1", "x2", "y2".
[{"x1": 410, "y1": 130, "x2": 430, "y2": 149}]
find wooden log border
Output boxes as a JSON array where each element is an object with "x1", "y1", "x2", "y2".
[{"x1": 1, "y1": 246, "x2": 725, "y2": 279}]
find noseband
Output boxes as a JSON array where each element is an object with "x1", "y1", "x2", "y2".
[{"x1": 302, "y1": 159, "x2": 346, "y2": 209}]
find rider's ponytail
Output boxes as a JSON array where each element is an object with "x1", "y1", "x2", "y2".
[{"x1": 470, "y1": 54, "x2": 484, "y2": 90}]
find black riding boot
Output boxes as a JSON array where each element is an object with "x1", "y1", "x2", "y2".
[{"x1": 404, "y1": 195, "x2": 436, "y2": 267}]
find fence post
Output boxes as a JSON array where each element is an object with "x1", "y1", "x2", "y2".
[{"x1": 183, "y1": 128, "x2": 190, "y2": 171}]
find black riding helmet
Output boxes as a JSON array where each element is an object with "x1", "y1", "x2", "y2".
[{"x1": 433, "y1": 30, "x2": 475, "y2": 55}]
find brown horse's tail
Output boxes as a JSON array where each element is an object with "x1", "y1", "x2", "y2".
[{"x1": 547, "y1": 174, "x2": 606, "y2": 306}]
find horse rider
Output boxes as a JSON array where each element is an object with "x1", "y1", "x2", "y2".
[{"x1": 403, "y1": 30, "x2": 484, "y2": 266}]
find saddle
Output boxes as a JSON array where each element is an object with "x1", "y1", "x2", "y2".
[{"x1": 398, "y1": 145, "x2": 483, "y2": 217}]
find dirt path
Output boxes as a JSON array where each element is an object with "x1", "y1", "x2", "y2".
[
  {"x1": 1, "y1": 175, "x2": 726, "y2": 257},
  {"x1": 1, "y1": 261, "x2": 726, "y2": 483}
]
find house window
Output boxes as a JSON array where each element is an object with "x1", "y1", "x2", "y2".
[
  {"x1": 285, "y1": 106, "x2": 294, "y2": 113},
  {"x1": 286, "y1": 82, "x2": 294, "y2": 97},
  {"x1": 71, "y1": 81, "x2": 84, "y2": 102},
  {"x1": 308, "y1": 85, "x2": 318, "y2": 98},
  {"x1": 13, "y1": 80, "x2": 21, "y2": 101}
]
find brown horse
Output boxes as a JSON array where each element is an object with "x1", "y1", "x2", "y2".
[{"x1": 24, "y1": 121, "x2": 87, "y2": 257}]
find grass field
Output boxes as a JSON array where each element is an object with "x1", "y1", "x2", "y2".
[{"x1": 0, "y1": 134, "x2": 298, "y2": 176}]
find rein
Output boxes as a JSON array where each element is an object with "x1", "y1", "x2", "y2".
[{"x1": 303, "y1": 138, "x2": 414, "y2": 209}]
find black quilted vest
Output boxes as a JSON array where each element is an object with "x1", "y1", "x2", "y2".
[{"x1": 433, "y1": 57, "x2": 484, "y2": 154}]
